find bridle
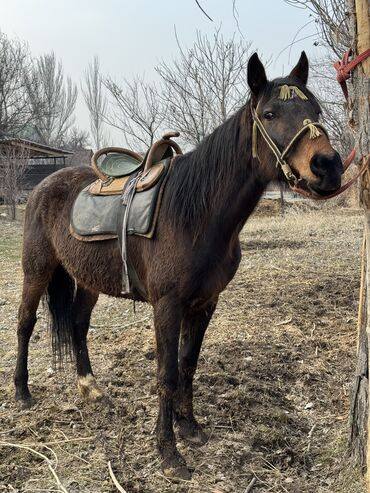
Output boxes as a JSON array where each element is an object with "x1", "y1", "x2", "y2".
[{"x1": 251, "y1": 85, "x2": 368, "y2": 200}]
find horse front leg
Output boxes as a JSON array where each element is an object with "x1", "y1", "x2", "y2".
[
  {"x1": 153, "y1": 294, "x2": 190, "y2": 480},
  {"x1": 175, "y1": 301, "x2": 217, "y2": 445}
]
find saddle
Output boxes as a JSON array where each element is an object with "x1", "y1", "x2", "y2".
[
  {"x1": 88, "y1": 132, "x2": 182, "y2": 195},
  {"x1": 70, "y1": 132, "x2": 183, "y2": 299}
]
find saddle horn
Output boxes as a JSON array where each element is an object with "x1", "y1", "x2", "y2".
[{"x1": 143, "y1": 132, "x2": 183, "y2": 174}]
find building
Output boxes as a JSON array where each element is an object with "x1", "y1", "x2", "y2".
[{"x1": 0, "y1": 133, "x2": 91, "y2": 190}]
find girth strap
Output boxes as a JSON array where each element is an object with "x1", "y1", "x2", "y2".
[{"x1": 120, "y1": 172, "x2": 142, "y2": 294}]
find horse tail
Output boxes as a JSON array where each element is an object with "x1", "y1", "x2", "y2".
[{"x1": 45, "y1": 264, "x2": 75, "y2": 365}]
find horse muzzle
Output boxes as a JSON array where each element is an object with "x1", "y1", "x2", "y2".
[{"x1": 309, "y1": 152, "x2": 343, "y2": 195}]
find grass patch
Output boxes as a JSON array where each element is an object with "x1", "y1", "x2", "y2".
[{"x1": 0, "y1": 222, "x2": 22, "y2": 262}]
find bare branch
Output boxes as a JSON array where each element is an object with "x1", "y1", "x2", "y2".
[
  {"x1": 26, "y1": 52, "x2": 77, "y2": 146},
  {"x1": 104, "y1": 76, "x2": 165, "y2": 151},
  {"x1": 156, "y1": 30, "x2": 252, "y2": 146},
  {"x1": 283, "y1": 0, "x2": 350, "y2": 57},
  {"x1": 0, "y1": 31, "x2": 34, "y2": 135},
  {"x1": 194, "y1": 0, "x2": 214, "y2": 21},
  {"x1": 82, "y1": 56, "x2": 109, "y2": 149}
]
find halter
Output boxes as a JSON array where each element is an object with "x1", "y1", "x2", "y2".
[
  {"x1": 251, "y1": 84, "x2": 328, "y2": 188},
  {"x1": 251, "y1": 84, "x2": 368, "y2": 200}
]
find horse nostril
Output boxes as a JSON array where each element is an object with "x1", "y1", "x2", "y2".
[
  {"x1": 310, "y1": 155, "x2": 328, "y2": 177},
  {"x1": 310, "y1": 153, "x2": 343, "y2": 178}
]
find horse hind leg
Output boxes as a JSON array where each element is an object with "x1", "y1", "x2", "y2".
[
  {"x1": 14, "y1": 275, "x2": 54, "y2": 408},
  {"x1": 71, "y1": 286, "x2": 104, "y2": 402},
  {"x1": 175, "y1": 301, "x2": 217, "y2": 445}
]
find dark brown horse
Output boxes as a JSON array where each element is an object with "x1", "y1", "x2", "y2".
[{"x1": 14, "y1": 53, "x2": 343, "y2": 479}]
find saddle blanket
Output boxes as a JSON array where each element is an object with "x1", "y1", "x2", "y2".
[{"x1": 70, "y1": 157, "x2": 171, "y2": 241}]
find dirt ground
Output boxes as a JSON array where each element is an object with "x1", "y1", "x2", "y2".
[{"x1": 0, "y1": 202, "x2": 366, "y2": 492}]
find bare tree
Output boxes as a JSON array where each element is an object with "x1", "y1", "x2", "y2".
[
  {"x1": 283, "y1": 0, "x2": 350, "y2": 56},
  {"x1": 156, "y1": 30, "x2": 253, "y2": 146},
  {"x1": 0, "y1": 32, "x2": 34, "y2": 136},
  {"x1": 310, "y1": 54, "x2": 353, "y2": 156},
  {"x1": 283, "y1": 2, "x2": 354, "y2": 162},
  {"x1": 26, "y1": 52, "x2": 77, "y2": 146},
  {"x1": 104, "y1": 76, "x2": 164, "y2": 151},
  {"x1": 285, "y1": 0, "x2": 370, "y2": 477},
  {"x1": 0, "y1": 143, "x2": 30, "y2": 220},
  {"x1": 62, "y1": 127, "x2": 90, "y2": 151},
  {"x1": 82, "y1": 56, "x2": 108, "y2": 150}
]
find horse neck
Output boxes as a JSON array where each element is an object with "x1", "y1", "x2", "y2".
[{"x1": 178, "y1": 106, "x2": 269, "y2": 241}]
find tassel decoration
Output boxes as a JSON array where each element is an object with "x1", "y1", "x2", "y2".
[
  {"x1": 279, "y1": 85, "x2": 308, "y2": 101},
  {"x1": 303, "y1": 119, "x2": 321, "y2": 139}
]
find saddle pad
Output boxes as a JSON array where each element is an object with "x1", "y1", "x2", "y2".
[
  {"x1": 98, "y1": 152, "x2": 142, "y2": 177},
  {"x1": 70, "y1": 187, "x2": 122, "y2": 237},
  {"x1": 70, "y1": 158, "x2": 171, "y2": 240}
]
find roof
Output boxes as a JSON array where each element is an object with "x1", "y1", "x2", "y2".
[{"x1": 0, "y1": 134, "x2": 73, "y2": 157}]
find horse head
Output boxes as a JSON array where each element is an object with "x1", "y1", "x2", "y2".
[{"x1": 247, "y1": 52, "x2": 343, "y2": 197}]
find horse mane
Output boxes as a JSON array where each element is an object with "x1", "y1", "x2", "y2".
[
  {"x1": 162, "y1": 103, "x2": 255, "y2": 234},
  {"x1": 162, "y1": 78, "x2": 321, "y2": 236}
]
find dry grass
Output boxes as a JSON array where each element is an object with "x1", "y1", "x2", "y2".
[{"x1": 0, "y1": 202, "x2": 366, "y2": 492}]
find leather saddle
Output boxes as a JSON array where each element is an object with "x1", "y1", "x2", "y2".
[
  {"x1": 89, "y1": 132, "x2": 182, "y2": 195},
  {"x1": 71, "y1": 132, "x2": 182, "y2": 298}
]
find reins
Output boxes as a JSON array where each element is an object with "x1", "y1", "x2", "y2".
[{"x1": 251, "y1": 82, "x2": 369, "y2": 201}]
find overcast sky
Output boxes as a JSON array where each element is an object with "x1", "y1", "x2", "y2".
[{"x1": 0, "y1": 0, "x2": 323, "y2": 145}]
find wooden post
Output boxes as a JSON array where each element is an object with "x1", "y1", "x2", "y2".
[
  {"x1": 279, "y1": 183, "x2": 285, "y2": 216},
  {"x1": 348, "y1": 0, "x2": 370, "y2": 482}
]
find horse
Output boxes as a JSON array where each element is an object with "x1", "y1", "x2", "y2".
[{"x1": 14, "y1": 52, "x2": 343, "y2": 479}]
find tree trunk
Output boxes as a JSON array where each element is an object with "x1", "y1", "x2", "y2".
[{"x1": 348, "y1": 0, "x2": 370, "y2": 479}]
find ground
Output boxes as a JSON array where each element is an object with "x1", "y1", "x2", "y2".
[{"x1": 0, "y1": 203, "x2": 366, "y2": 493}]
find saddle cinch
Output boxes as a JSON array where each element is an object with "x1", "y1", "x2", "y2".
[{"x1": 70, "y1": 132, "x2": 183, "y2": 297}]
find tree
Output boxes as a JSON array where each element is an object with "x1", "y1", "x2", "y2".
[
  {"x1": 104, "y1": 76, "x2": 164, "y2": 151},
  {"x1": 26, "y1": 52, "x2": 77, "y2": 146},
  {"x1": 62, "y1": 127, "x2": 90, "y2": 151},
  {"x1": 345, "y1": 0, "x2": 370, "y2": 475},
  {"x1": 82, "y1": 56, "x2": 108, "y2": 150},
  {"x1": 284, "y1": 0, "x2": 350, "y2": 56},
  {"x1": 0, "y1": 144, "x2": 30, "y2": 220},
  {"x1": 0, "y1": 32, "x2": 34, "y2": 136},
  {"x1": 286, "y1": 0, "x2": 370, "y2": 479},
  {"x1": 310, "y1": 55, "x2": 353, "y2": 157},
  {"x1": 156, "y1": 30, "x2": 253, "y2": 146}
]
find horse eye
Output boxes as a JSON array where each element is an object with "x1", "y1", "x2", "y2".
[{"x1": 263, "y1": 111, "x2": 275, "y2": 120}]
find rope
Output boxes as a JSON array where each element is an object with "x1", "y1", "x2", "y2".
[
  {"x1": 334, "y1": 48, "x2": 370, "y2": 100},
  {"x1": 291, "y1": 155, "x2": 370, "y2": 201},
  {"x1": 252, "y1": 104, "x2": 327, "y2": 186},
  {"x1": 279, "y1": 85, "x2": 308, "y2": 101}
]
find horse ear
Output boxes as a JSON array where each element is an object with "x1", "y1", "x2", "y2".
[
  {"x1": 247, "y1": 53, "x2": 267, "y2": 97},
  {"x1": 289, "y1": 51, "x2": 309, "y2": 85}
]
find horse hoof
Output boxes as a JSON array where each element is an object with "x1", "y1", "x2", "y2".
[
  {"x1": 16, "y1": 394, "x2": 33, "y2": 409},
  {"x1": 177, "y1": 420, "x2": 208, "y2": 446},
  {"x1": 162, "y1": 463, "x2": 192, "y2": 481},
  {"x1": 77, "y1": 374, "x2": 105, "y2": 403}
]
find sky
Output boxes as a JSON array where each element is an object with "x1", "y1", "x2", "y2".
[{"x1": 0, "y1": 0, "x2": 324, "y2": 145}]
